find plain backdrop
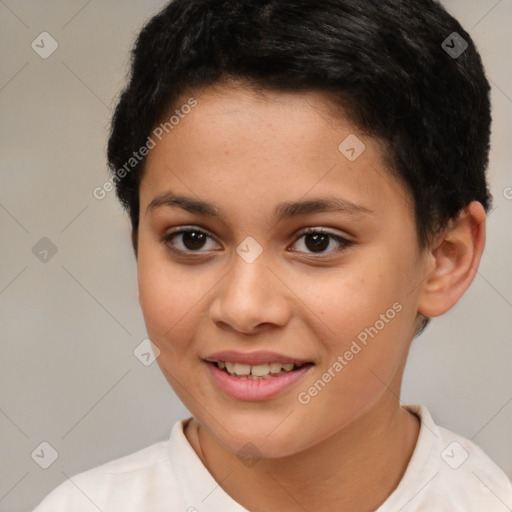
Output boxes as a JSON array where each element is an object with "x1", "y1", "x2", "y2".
[{"x1": 0, "y1": 1, "x2": 511, "y2": 510}]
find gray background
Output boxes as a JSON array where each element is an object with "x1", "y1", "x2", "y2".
[{"x1": 0, "y1": 1, "x2": 511, "y2": 510}]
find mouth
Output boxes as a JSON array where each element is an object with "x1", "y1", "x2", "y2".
[
  {"x1": 210, "y1": 360, "x2": 311, "y2": 380},
  {"x1": 204, "y1": 351, "x2": 314, "y2": 401}
]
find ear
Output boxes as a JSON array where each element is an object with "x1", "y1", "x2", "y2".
[{"x1": 417, "y1": 201, "x2": 486, "y2": 318}]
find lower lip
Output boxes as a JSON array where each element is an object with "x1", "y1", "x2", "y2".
[{"x1": 206, "y1": 362, "x2": 314, "y2": 401}]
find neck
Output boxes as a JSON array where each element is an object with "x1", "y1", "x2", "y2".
[{"x1": 187, "y1": 396, "x2": 420, "y2": 512}]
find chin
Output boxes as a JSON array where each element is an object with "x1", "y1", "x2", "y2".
[{"x1": 200, "y1": 411, "x2": 310, "y2": 459}]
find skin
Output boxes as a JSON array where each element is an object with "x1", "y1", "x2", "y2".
[{"x1": 135, "y1": 80, "x2": 486, "y2": 511}]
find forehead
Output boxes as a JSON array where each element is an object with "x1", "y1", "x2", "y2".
[{"x1": 140, "y1": 84, "x2": 413, "y2": 227}]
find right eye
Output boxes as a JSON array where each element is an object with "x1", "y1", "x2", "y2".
[{"x1": 161, "y1": 227, "x2": 221, "y2": 254}]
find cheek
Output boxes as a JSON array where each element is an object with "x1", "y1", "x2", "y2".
[
  {"x1": 296, "y1": 255, "x2": 412, "y2": 386},
  {"x1": 136, "y1": 238, "x2": 203, "y2": 346},
  {"x1": 299, "y1": 260, "x2": 403, "y2": 343}
]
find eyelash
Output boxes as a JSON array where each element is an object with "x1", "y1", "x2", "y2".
[{"x1": 161, "y1": 226, "x2": 353, "y2": 258}]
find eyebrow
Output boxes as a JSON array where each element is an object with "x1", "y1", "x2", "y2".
[{"x1": 146, "y1": 192, "x2": 374, "y2": 220}]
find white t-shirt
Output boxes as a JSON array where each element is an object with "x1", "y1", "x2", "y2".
[{"x1": 33, "y1": 404, "x2": 512, "y2": 512}]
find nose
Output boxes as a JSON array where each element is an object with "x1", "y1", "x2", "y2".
[{"x1": 208, "y1": 253, "x2": 292, "y2": 335}]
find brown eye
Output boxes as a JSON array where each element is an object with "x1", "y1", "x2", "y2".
[
  {"x1": 304, "y1": 232, "x2": 330, "y2": 252},
  {"x1": 162, "y1": 228, "x2": 219, "y2": 252},
  {"x1": 181, "y1": 231, "x2": 207, "y2": 250},
  {"x1": 290, "y1": 229, "x2": 352, "y2": 255}
]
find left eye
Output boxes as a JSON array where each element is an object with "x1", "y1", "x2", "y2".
[
  {"x1": 290, "y1": 228, "x2": 352, "y2": 255},
  {"x1": 162, "y1": 227, "x2": 352, "y2": 255}
]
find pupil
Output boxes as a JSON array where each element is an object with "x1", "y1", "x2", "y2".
[
  {"x1": 305, "y1": 233, "x2": 329, "y2": 252},
  {"x1": 183, "y1": 231, "x2": 206, "y2": 250}
]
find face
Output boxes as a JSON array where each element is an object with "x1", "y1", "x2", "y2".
[{"x1": 137, "y1": 82, "x2": 429, "y2": 458}]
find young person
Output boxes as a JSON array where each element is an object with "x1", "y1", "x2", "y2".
[{"x1": 34, "y1": 0, "x2": 512, "y2": 510}]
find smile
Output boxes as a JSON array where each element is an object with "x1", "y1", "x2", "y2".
[
  {"x1": 204, "y1": 351, "x2": 314, "y2": 401},
  {"x1": 212, "y1": 361, "x2": 308, "y2": 379}
]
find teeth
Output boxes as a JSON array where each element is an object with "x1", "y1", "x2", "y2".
[
  {"x1": 215, "y1": 361, "x2": 303, "y2": 378},
  {"x1": 233, "y1": 363, "x2": 251, "y2": 375},
  {"x1": 269, "y1": 362, "x2": 282, "y2": 373},
  {"x1": 251, "y1": 364, "x2": 270, "y2": 377}
]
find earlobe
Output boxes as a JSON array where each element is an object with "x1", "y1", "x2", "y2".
[{"x1": 417, "y1": 201, "x2": 486, "y2": 318}]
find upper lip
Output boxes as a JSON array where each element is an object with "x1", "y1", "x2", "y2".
[{"x1": 204, "y1": 350, "x2": 312, "y2": 366}]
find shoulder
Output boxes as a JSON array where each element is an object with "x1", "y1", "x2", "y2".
[
  {"x1": 433, "y1": 419, "x2": 512, "y2": 508},
  {"x1": 382, "y1": 404, "x2": 512, "y2": 511},
  {"x1": 32, "y1": 421, "x2": 185, "y2": 512}
]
